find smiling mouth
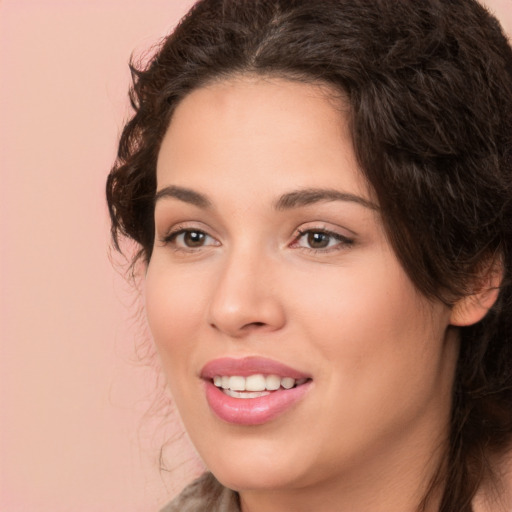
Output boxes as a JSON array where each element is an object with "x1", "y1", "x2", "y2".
[
  {"x1": 212, "y1": 374, "x2": 310, "y2": 398},
  {"x1": 202, "y1": 358, "x2": 313, "y2": 424}
]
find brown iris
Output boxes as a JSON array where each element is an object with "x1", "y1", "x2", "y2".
[
  {"x1": 307, "y1": 231, "x2": 330, "y2": 249},
  {"x1": 183, "y1": 231, "x2": 206, "y2": 247}
]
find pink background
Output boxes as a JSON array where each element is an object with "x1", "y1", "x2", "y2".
[{"x1": 0, "y1": 1, "x2": 511, "y2": 511}]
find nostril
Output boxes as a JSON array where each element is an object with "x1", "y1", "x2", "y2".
[
  {"x1": 209, "y1": 321, "x2": 265, "y2": 329},
  {"x1": 245, "y1": 322, "x2": 266, "y2": 329}
]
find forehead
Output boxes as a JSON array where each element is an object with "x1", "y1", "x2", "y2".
[{"x1": 156, "y1": 76, "x2": 370, "y2": 201}]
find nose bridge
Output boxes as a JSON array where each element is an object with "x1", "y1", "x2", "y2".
[{"x1": 208, "y1": 241, "x2": 285, "y2": 336}]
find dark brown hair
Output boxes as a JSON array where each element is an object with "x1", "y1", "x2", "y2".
[{"x1": 106, "y1": 1, "x2": 512, "y2": 510}]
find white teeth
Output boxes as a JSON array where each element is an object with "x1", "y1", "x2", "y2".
[
  {"x1": 245, "y1": 374, "x2": 266, "y2": 391},
  {"x1": 281, "y1": 377, "x2": 295, "y2": 389},
  {"x1": 213, "y1": 374, "x2": 308, "y2": 393},
  {"x1": 229, "y1": 376, "x2": 245, "y2": 391},
  {"x1": 265, "y1": 375, "x2": 281, "y2": 390}
]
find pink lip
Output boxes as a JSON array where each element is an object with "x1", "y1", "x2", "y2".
[
  {"x1": 201, "y1": 356, "x2": 311, "y2": 379},
  {"x1": 201, "y1": 357, "x2": 312, "y2": 426}
]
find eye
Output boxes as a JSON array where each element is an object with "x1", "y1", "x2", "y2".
[
  {"x1": 293, "y1": 228, "x2": 353, "y2": 252},
  {"x1": 162, "y1": 228, "x2": 219, "y2": 249}
]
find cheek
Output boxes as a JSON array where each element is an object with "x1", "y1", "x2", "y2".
[
  {"x1": 144, "y1": 259, "x2": 206, "y2": 364},
  {"x1": 288, "y1": 258, "x2": 412, "y2": 348},
  {"x1": 291, "y1": 254, "x2": 449, "y2": 391},
  {"x1": 288, "y1": 266, "x2": 453, "y2": 461},
  {"x1": 144, "y1": 259, "x2": 214, "y2": 426}
]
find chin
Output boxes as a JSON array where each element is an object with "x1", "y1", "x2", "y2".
[
  {"x1": 199, "y1": 437, "x2": 312, "y2": 492},
  {"x1": 213, "y1": 461, "x2": 304, "y2": 492}
]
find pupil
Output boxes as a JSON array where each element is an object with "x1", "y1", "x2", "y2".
[
  {"x1": 184, "y1": 231, "x2": 205, "y2": 247},
  {"x1": 308, "y1": 232, "x2": 329, "y2": 248}
]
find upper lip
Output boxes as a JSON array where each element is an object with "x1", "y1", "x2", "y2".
[{"x1": 201, "y1": 356, "x2": 311, "y2": 380}]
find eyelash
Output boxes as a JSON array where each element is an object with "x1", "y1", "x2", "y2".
[
  {"x1": 161, "y1": 225, "x2": 217, "y2": 251},
  {"x1": 292, "y1": 228, "x2": 354, "y2": 253},
  {"x1": 160, "y1": 226, "x2": 354, "y2": 253}
]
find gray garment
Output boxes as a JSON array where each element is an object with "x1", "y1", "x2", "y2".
[{"x1": 160, "y1": 472, "x2": 241, "y2": 512}]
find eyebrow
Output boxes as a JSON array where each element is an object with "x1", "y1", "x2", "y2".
[
  {"x1": 154, "y1": 185, "x2": 212, "y2": 209},
  {"x1": 154, "y1": 185, "x2": 378, "y2": 211},
  {"x1": 274, "y1": 188, "x2": 378, "y2": 211}
]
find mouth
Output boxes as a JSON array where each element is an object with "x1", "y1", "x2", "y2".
[
  {"x1": 201, "y1": 357, "x2": 312, "y2": 425},
  {"x1": 212, "y1": 374, "x2": 310, "y2": 399}
]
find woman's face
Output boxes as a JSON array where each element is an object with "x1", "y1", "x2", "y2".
[{"x1": 146, "y1": 77, "x2": 459, "y2": 498}]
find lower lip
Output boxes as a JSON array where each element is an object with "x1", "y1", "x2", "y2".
[{"x1": 204, "y1": 380, "x2": 311, "y2": 426}]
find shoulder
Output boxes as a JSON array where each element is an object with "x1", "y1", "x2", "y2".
[{"x1": 160, "y1": 472, "x2": 240, "y2": 512}]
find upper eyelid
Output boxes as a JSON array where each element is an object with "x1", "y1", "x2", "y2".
[
  {"x1": 164, "y1": 226, "x2": 216, "y2": 241},
  {"x1": 161, "y1": 228, "x2": 220, "y2": 251},
  {"x1": 293, "y1": 221, "x2": 356, "y2": 239},
  {"x1": 295, "y1": 226, "x2": 350, "y2": 237},
  {"x1": 293, "y1": 228, "x2": 354, "y2": 244},
  {"x1": 160, "y1": 221, "x2": 216, "y2": 238}
]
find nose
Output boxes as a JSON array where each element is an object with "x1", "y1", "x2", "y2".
[{"x1": 207, "y1": 248, "x2": 286, "y2": 338}]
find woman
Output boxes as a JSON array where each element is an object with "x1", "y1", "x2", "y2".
[{"x1": 106, "y1": 1, "x2": 512, "y2": 511}]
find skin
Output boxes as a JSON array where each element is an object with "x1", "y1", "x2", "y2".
[{"x1": 145, "y1": 77, "x2": 464, "y2": 512}]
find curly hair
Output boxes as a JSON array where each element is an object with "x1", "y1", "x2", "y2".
[{"x1": 106, "y1": 1, "x2": 512, "y2": 510}]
